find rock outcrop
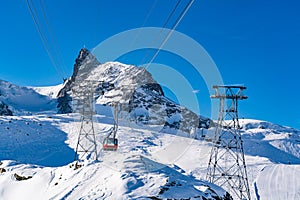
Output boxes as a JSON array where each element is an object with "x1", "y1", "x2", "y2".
[{"x1": 0, "y1": 101, "x2": 13, "y2": 116}]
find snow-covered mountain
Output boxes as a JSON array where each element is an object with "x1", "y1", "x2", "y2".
[
  {"x1": 31, "y1": 84, "x2": 63, "y2": 99},
  {"x1": 0, "y1": 48, "x2": 210, "y2": 134},
  {"x1": 57, "y1": 48, "x2": 211, "y2": 133},
  {"x1": 240, "y1": 119, "x2": 300, "y2": 164}
]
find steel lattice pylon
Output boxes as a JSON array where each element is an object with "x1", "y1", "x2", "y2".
[
  {"x1": 207, "y1": 85, "x2": 251, "y2": 200},
  {"x1": 72, "y1": 81, "x2": 99, "y2": 161}
]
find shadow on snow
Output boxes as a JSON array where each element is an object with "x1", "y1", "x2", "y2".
[{"x1": 0, "y1": 116, "x2": 75, "y2": 167}]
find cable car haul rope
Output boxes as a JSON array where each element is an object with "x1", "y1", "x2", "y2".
[{"x1": 25, "y1": 0, "x2": 67, "y2": 81}]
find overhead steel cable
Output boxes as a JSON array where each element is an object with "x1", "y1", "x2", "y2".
[
  {"x1": 140, "y1": 0, "x2": 159, "y2": 29},
  {"x1": 161, "y1": 0, "x2": 182, "y2": 29},
  {"x1": 139, "y1": 0, "x2": 182, "y2": 65},
  {"x1": 143, "y1": 0, "x2": 194, "y2": 70},
  {"x1": 25, "y1": 0, "x2": 65, "y2": 81},
  {"x1": 37, "y1": 0, "x2": 67, "y2": 78}
]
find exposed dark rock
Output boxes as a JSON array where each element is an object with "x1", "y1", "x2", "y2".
[
  {"x1": 14, "y1": 173, "x2": 32, "y2": 181},
  {"x1": 140, "y1": 83, "x2": 164, "y2": 96},
  {"x1": 0, "y1": 101, "x2": 13, "y2": 116},
  {"x1": 57, "y1": 91, "x2": 72, "y2": 114},
  {"x1": 0, "y1": 168, "x2": 6, "y2": 173},
  {"x1": 128, "y1": 84, "x2": 211, "y2": 133},
  {"x1": 57, "y1": 48, "x2": 101, "y2": 114}
]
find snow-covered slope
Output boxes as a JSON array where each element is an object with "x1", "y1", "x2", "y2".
[
  {"x1": 0, "y1": 113, "x2": 300, "y2": 199},
  {"x1": 240, "y1": 119, "x2": 300, "y2": 164},
  {"x1": 240, "y1": 119, "x2": 300, "y2": 200},
  {"x1": 0, "y1": 114, "x2": 228, "y2": 200},
  {"x1": 32, "y1": 84, "x2": 63, "y2": 99}
]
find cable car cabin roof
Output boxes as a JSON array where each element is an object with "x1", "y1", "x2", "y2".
[{"x1": 103, "y1": 138, "x2": 118, "y2": 144}]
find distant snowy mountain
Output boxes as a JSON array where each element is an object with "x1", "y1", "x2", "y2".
[
  {"x1": 0, "y1": 80, "x2": 57, "y2": 115},
  {"x1": 31, "y1": 84, "x2": 63, "y2": 99},
  {"x1": 57, "y1": 48, "x2": 211, "y2": 133},
  {"x1": 240, "y1": 119, "x2": 300, "y2": 164}
]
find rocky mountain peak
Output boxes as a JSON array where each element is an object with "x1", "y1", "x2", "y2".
[
  {"x1": 71, "y1": 48, "x2": 100, "y2": 82},
  {"x1": 78, "y1": 48, "x2": 89, "y2": 59},
  {"x1": 57, "y1": 48, "x2": 101, "y2": 113},
  {"x1": 57, "y1": 49, "x2": 211, "y2": 133}
]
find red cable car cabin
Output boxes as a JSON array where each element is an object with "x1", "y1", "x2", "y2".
[{"x1": 103, "y1": 138, "x2": 118, "y2": 151}]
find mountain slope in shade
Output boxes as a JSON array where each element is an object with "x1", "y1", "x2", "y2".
[
  {"x1": 0, "y1": 101, "x2": 12, "y2": 116},
  {"x1": 0, "y1": 80, "x2": 57, "y2": 115}
]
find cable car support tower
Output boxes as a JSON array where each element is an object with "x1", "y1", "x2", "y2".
[
  {"x1": 206, "y1": 85, "x2": 251, "y2": 200},
  {"x1": 72, "y1": 81, "x2": 99, "y2": 161}
]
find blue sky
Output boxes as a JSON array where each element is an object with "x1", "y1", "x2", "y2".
[{"x1": 0, "y1": 0, "x2": 299, "y2": 129}]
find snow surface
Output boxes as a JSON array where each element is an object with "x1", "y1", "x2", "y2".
[
  {"x1": 88, "y1": 61, "x2": 156, "y2": 104},
  {"x1": 31, "y1": 84, "x2": 63, "y2": 99},
  {"x1": 1, "y1": 113, "x2": 300, "y2": 199},
  {"x1": 0, "y1": 113, "x2": 226, "y2": 199}
]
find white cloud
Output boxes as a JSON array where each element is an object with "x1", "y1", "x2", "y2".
[{"x1": 192, "y1": 90, "x2": 200, "y2": 94}]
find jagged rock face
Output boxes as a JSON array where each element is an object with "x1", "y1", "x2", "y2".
[
  {"x1": 57, "y1": 48, "x2": 211, "y2": 132},
  {"x1": 0, "y1": 101, "x2": 13, "y2": 116},
  {"x1": 57, "y1": 48, "x2": 101, "y2": 113},
  {"x1": 128, "y1": 86, "x2": 210, "y2": 133},
  {"x1": 57, "y1": 94, "x2": 72, "y2": 114},
  {"x1": 72, "y1": 48, "x2": 101, "y2": 82}
]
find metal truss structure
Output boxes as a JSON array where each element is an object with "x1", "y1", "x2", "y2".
[{"x1": 207, "y1": 85, "x2": 251, "y2": 200}]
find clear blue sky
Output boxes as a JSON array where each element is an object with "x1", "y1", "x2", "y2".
[{"x1": 0, "y1": 0, "x2": 299, "y2": 129}]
